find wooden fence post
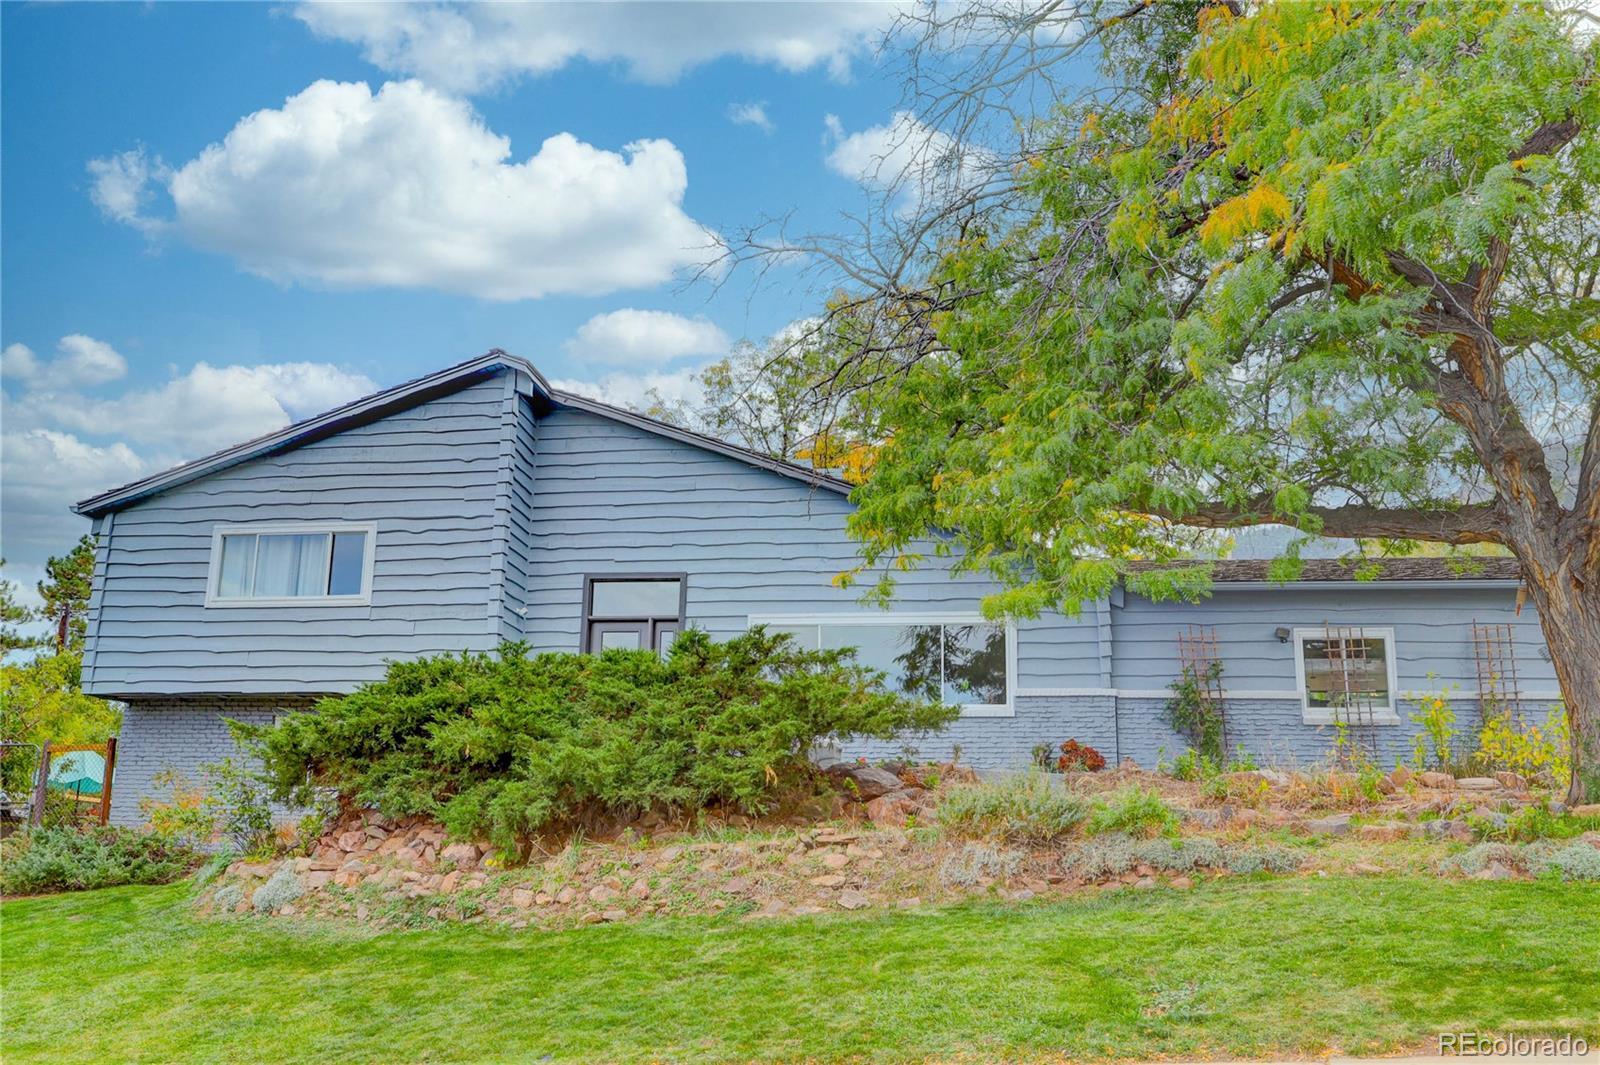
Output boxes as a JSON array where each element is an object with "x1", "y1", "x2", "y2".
[
  {"x1": 29, "y1": 742, "x2": 51, "y2": 827},
  {"x1": 100, "y1": 736, "x2": 118, "y2": 827}
]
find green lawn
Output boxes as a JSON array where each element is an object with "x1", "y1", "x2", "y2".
[{"x1": 3, "y1": 878, "x2": 1597, "y2": 1064}]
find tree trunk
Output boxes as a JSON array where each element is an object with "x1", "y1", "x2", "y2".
[{"x1": 1522, "y1": 571, "x2": 1600, "y2": 805}]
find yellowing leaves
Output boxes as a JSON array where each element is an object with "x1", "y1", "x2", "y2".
[
  {"x1": 1198, "y1": 183, "x2": 1293, "y2": 252},
  {"x1": 797, "y1": 432, "x2": 879, "y2": 485}
]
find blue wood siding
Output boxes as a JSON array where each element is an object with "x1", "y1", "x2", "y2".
[
  {"x1": 515, "y1": 407, "x2": 1099, "y2": 686},
  {"x1": 1109, "y1": 587, "x2": 1557, "y2": 694},
  {"x1": 82, "y1": 374, "x2": 516, "y2": 696}
]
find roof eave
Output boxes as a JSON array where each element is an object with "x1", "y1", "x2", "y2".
[
  {"x1": 73, "y1": 351, "x2": 548, "y2": 517},
  {"x1": 546, "y1": 389, "x2": 853, "y2": 497},
  {"x1": 70, "y1": 349, "x2": 851, "y2": 517}
]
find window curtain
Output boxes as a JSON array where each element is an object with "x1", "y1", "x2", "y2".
[{"x1": 252, "y1": 534, "x2": 329, "y2": 597}]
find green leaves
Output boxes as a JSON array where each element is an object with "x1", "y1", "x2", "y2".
[
  {"x1": 246, "y1": 630, "x2": 957, "y2": 856},
  {"x1": 826, "y1": 0, "x2": 1595, "y2": 616}
]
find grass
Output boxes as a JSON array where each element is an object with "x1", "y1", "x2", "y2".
[{"x1": 3, "y1": 878, "x2": 1598, "y2": 1063}]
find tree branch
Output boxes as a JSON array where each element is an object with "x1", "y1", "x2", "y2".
[{"x1": 1154, "y1": 497, "x2": 1505, "y2": 545}]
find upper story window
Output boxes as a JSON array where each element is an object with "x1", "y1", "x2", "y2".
[
  {"x1": 582, "y1": 575, "x2": 685, "y2": 654},
  {"x1": 749, "y1": 614, "x2": 1014, "y2": 717},
  {"x1": 206, "y1": 523, "x2": 376, "y2": 607},
  {"x1": 1293, "y1": 626, "x2": 1399, "y2": 724}
]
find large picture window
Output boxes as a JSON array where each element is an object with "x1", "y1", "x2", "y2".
[
  {"x1": 750, "y1": 615, "x2": 1013, "y2": 716},
  {"x1": 1293, "y1": 626, "x2": 1400, "y2": 724},
  {"x1": 206, "y1": 523, "x2": 375, "y2": 606}
]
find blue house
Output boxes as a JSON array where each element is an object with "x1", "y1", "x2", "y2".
[{"x1": 72, "y1": 352, "x2": 1560, "y2": 825}]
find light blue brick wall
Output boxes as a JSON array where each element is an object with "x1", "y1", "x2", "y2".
[
  {"x1": 837, "y1": 694, "x2": 1566, "y2": 771},
  {"x1": 108, "y1": 695, "x2": 321, "y2": 827}
]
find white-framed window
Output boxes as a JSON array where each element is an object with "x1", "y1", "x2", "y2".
[
  {"x1": 205, "y1": 522, "x2": 376, "y2": 607},
  {"x1": 1292, "y1": 626, "x2": 1400, "y2": 724},
  {"x1": 748, "y1": 613, "x2": 1015, "y2": 717}
]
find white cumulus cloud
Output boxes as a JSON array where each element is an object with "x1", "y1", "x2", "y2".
[
  {"x1": 2, "y1": 335, "x2": 129, "y2": 389},
  {"x1": 294, "y1": 2, "x2": 901, "y2": 94},
  {"x1": 88, "y1": 79, "x2": 715, "y2": 301},
  {"x1": 727, "y1": 101, "x2": 775, "y2": 134},
  {"x1": 548, "y1": 367, "x2": 705, "y2": 414},
  {"x1": 0, "y1": 429, "x2": 149, "y2": 563},
  {"x1": 26, "y1": 361, "x2": 377, "y2": 454},
  {"x1": 563, "y1": 309, "x2": 730, "y2": 367},
  {"x1": 824, "y1": 111, "x2": 993, "y2": 214},
  {"x1": 1, "y1": 349, "x2": 376, "y2": 568},
  {"x1": 86, "y1": 149, "x2": 171, "y2": 236}
]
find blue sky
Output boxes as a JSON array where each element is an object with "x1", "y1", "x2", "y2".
[{"x1": 1, "y1": 1, "x2": 928, "y2": 594}]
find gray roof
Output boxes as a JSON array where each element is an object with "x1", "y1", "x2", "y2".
[
  {"x1": 1132, "y1": 558, "x2": 1523, "y2": 583},
  {"x1": 72, "y1": 351, "x2": 851, "y2": 517}
]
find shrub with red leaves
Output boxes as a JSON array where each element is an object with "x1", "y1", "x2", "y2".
[{"x1": 1057, "y1": 739, "x2": 1107, "y2": 773}]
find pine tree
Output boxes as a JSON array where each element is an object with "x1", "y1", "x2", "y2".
[{"x1": 36, "y1": 535, "x2": 97, "y2": 656}]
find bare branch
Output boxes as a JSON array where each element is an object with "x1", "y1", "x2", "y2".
[{"x1": 1160, "y1": 498, "x2": 1505, "y2": 545}]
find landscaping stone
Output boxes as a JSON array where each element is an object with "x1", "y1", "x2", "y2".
[
  {"x1": 825, "y1": 764, "x2": 903, "y2": 801},
  {"x1": 809, "y1": 874, "x2": 847, "y2": 888},
  {"x1": 510, "y1": 889, "x2": 535, "y2": 909},
  {"x1": 821, "y1": 852, "x2": 851, "y2": 870},
  {"x1": 588, "y1": 884, "x2": 620, "y2": 904},
  {"x1": 1418, "y1": 772, "x2": 1455, "y2": 789},
  {"x1": 865, "y1": 789, "x2": 924, "y2": 826},
  {"x1": 1388, "y1": 766, "x2": 1413, "y2": 788},
  {"x1": 1572, "y1": 804, "x2": 1600, "y2": 818},
  {"x1": 836, "y1": 890, "x2": 870, "y2": 910},
  {"x1": 1306, "y1": 814, "x2": 1352, "y2": 837},
  {"x1": 1456, "y1": 777, "x2": 1499, "y2": 791},
  {"x1": 1473, "y1": 861, "x2": 1516, "y2": 880},
  {"x1": 1357, "y1": 823, "x2": 1409, "y2": 843},
  {"x1": 440, "y1": 843, "x2": 479, "y2": 865},
  {"x1": 1492, "y1": 771, "x2": 1527, "y2": 790}
]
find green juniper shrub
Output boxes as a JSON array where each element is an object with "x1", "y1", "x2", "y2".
[
  {"x1": 935, "y1": 772, "x2": 1088, "y2": 842},
  {"x1": 242, "y1": 629, "x2": 955, "y2": 855},
  {"x1": 0, "y1": 825, "x2": 201, "y2": 895},
  {"x1": 1086, "y1": 786, "x2": 1180, "y2": 839}
]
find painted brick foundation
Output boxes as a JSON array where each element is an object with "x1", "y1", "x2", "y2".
[
  {"x1": 108, "y1": 694, "x2": 324, "y2": 827},
  {"x1": 111, "y1": 692, "x2": 1563, "y2": 820},
  {"x1": 837, "y1": 694, "x2": 1562, "y2": 770}
]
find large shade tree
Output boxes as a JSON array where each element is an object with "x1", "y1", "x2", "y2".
[{"x1": 736, "y1": 1, "x2": 1600, "y2": 799}]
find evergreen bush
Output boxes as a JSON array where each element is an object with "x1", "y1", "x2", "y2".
[
  {"x1": 0, "y1": 826, "x2": 200, "y2": 895},
  {"x1": 243, "y1": 629, "x2": 955, "y2": 853}
]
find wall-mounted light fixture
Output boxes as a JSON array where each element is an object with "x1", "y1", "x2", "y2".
[{"x1": 1274, "y1": 626, "x2": 1292, "y2": 644}]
